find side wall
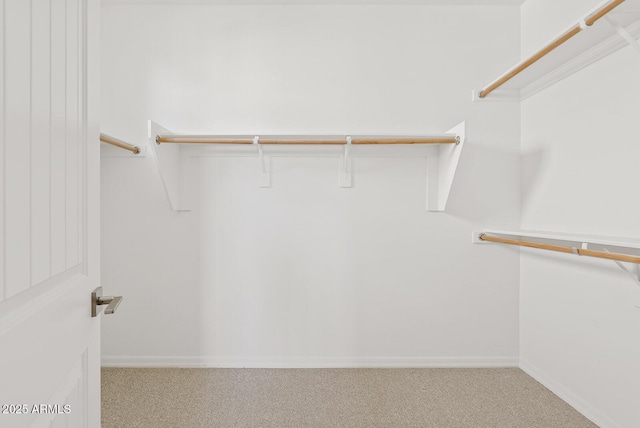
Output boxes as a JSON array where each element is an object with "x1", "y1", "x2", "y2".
[
  {"x1": 520, "y1": 1, "x2": 640, "y2": 427},
  {"x1": 100, "y1": 4, "x2": 521, "y2": 367}
]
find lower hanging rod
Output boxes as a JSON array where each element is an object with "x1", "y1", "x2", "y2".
[
  {"x1": 479, "y1": 234, "x2": 640, "y2": 264},
  {"x1": 155, "y1": 135, "x2": 459, "y2": 145},
  {"x1": 100, "y1": 133, "x2": 141, "y2": 154}
]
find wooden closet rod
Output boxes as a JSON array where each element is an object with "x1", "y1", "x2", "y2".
[
  {"x1": 479, "y1": 0, "x2": 625, "y2": 98},
  {"x1": 155, "y1": 136, "x2": 459, "y2": 145},
  {"x1": 100, "y1": 133, "x2": 141, "y2": 154},
  {"x1": 585, "y1": 0, "x2": 625, "y2": 26},
  {"x1": 352, "y1": 137, "x2": 458, "y2": 145},
  {"x1": 478, "y1": 233, "x2": 640, "y2": 264},
  {"x1": 155, "y1": 136, "x2": 255, "y2": 144}
]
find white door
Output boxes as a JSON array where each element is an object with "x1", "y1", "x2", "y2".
[{"x1": 0, "y1": 0, "x2": 101, "y2": 427}]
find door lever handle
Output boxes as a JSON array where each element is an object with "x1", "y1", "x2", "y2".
[
  {"x1": 97, "y1": 295, "x2": 123, "y2": 315},
  {"x1": 92, "y1": 287, "x2": 123, "y2": 317}
]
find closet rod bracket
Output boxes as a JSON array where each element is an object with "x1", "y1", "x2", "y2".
[
  {"x1": 579, "y1": 18, "x2": 588, "y2": 30},
  {"x1": 603, "y1": 247, "x2": 640, "y2": 286},
  {"x1": 340, "y1": 136, "x2": 353, "y2": 188},
  {"x1": 253, "y1": 136, "x2": 271, "y2": 188},
  {"x1": 604, "y1": 15, "x2": 640, "y2": 56}
]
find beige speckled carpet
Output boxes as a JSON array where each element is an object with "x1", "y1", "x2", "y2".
[{"x1": 102, "y1": 368, "x2": 596, "y2": 428}]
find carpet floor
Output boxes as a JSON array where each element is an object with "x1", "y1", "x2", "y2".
[{"x1": 102, "y1": 368, "x2": 597, "y2": 428}]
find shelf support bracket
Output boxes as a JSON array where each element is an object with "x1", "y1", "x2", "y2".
[
  {"x1": 148, "y1": 120, "x2": 192, "y2": 211},
  {"x1": 427, "y1": 122, "x2": 466, "y2": 211},
  {"x1": 254, "y1": 136, "x2": 271, "y2": 188},
  {"x1": 605, "y1": 16, "x2": 640, "y2": 56},
  {"x1": 602, "y1": 247, "x2": 640, "y2": 287},
  {"x1": 340, "y1": 136, "x2": 353, "y2": 188}
]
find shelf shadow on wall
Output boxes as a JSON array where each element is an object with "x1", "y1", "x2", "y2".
[
  {"x1": 443, "y1": 142, "x2": 545, "y2": 224},
  {"x1": 520, "y1": 148, "x2": 547, "y2": 216}
]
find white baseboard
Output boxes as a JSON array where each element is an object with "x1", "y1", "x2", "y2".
[
  {"x1": 101, "y1": 355, "x2": 519, "y2": 369},
  {"x1": 520, "y1": 358, "x2": 621, "y2": 428}
]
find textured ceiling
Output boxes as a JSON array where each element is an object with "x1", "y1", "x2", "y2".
[{"x1": 102, "y1": 0, "x2": 525, "y2": 5}]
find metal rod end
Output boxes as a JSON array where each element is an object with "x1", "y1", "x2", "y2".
[
  {"x1": 455, "y1": 136, "x2": 461, "y2": 145},
  {"x1": 155, "y1": 135, "x2": 161, "y2": 145},
  {"x1": 479, "y1": 233, "x2": 486, "y2": 241},
  {"x1": 133, "y1": 147, "x2": 141, "y2": 154}
]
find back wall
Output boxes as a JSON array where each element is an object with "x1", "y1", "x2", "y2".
[{"x1": 100, "y1": 3, "x2": 521, "y2": 367}]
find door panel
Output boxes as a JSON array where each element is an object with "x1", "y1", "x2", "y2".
[
  {"x1": 65, "y1": 0, "x2": 81, "y2": 270},
  {"x1": 0, "y1": 0, "x2": 100, "y2": 426},
  {"x1": 51, "y1": 0, "x2": 69, "y2": 278},
  {"x1": 4, "y1": 0, "x2": 31, "y2": 298},
  {"x1": 1, "y1": 0, "x2": 86, "y2": 300},
  {"x1": 31, "y1": 0, "x2": 53, "y2": 287},
  {"x1": 0, "y1": 0, "x2": 3, "y2": 303}
]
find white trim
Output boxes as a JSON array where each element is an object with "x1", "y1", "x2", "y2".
[
  {"x1": 520, "y1": 358, "x2": 622, "y2": 428},
  {"x1": 101, "y1": 355, "x2": 519, "y2": 368}
]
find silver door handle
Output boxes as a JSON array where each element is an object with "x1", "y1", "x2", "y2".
[
  {"x1": 98, "y1": 295, "x2": 123, "y2": 315},
  {"x1": 92, "y1": 287, "x2": 123, "y2": 317}
]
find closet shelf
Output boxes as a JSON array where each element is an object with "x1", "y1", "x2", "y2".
[
  {"x1": 100, "y1": 133, "x2": 142, "y2": 156},
  {"x1": 147, "y1": 120, "x2": 466, "y2": 213},
  {"x1": 474, "y1": 0, "x2": 640, "y2": 102},
  {"x1": 473, "y1": 229, "x2": 640, "y2": 283}
]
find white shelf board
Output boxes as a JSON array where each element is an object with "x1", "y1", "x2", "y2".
[
  {"x1": 475, "y1": 0, "x2": 640, "y2": 101},
  {"x1": 475, "y1": 229, "x2": 640, "y2": 250},
  {"x1": 147, "y1": 120, "x2": 466, "y2": 212}
]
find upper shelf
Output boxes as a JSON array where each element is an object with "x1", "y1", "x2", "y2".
[
  {"x1": 474, "y1": 0, "x2": 640, "y2": 101},
  {"x1": 147, "y1": 120, "x2": 466, "y2": 212}
]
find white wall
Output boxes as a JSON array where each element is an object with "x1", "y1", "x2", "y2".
[
  {"x1": 100, "y1": 4, "x2": 521, "y2": 367},
  {"x1": 520, "y1": 1, "x2": 640, "y2": 427}
]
